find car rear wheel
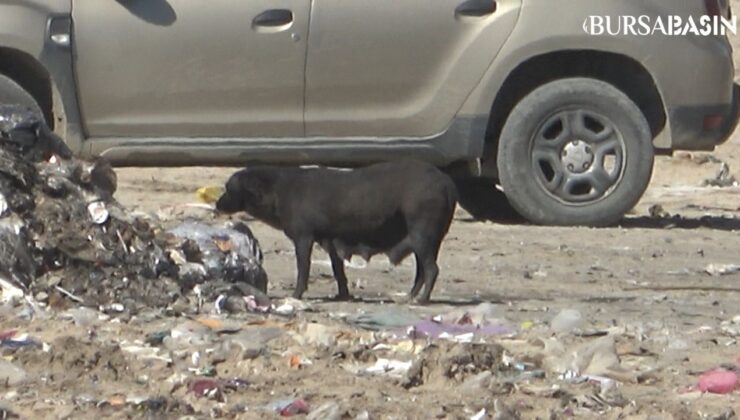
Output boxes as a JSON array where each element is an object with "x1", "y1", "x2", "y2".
[
  {"x1": 496, "y1": 78, "x2": 654, "y2": 226},
  {"x1": 454, "y1": 178, "x2": 525, "y2": 223}
]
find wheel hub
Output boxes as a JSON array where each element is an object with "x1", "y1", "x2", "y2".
[{"x1": 560, "y1": 139, "x2": 594, "y2": 173}]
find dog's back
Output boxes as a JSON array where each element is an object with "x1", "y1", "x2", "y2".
[
  {"x1": 272, "y1": 160, "x2": 456, "y2": 262},
  {"x1": 275, "y1": 160, "x2": 454, "y2": 232}
]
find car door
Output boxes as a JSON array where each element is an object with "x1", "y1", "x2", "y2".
[
  {"x1": 73, "y1": 0, "x2": 309, "y2": 138},
  {"x1": 305, "y1": 0, "x2": 521, "y2": 138}
]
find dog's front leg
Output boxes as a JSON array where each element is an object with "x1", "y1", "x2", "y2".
[{"x1": 292, "y1": 236, "x2": 314, "y2": 299}]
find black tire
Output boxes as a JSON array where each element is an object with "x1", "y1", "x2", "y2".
[
  {"x1": 454, "y1": 178, "x2": 526, "y2": 224},
  {"x1": 496, "y1": 78, "x2": 654, "y2": 226},
  {"x1": 0, "y1": 73, "x2": 44, "y2": 119}
]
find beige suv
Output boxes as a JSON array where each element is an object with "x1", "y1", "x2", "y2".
[{"x1": 1, "y1": 0, "x2": 738, "y2": 226}]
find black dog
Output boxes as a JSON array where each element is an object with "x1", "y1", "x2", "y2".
[{"x1": 216, "y1": 159, "x2": 457, "y2": 304}]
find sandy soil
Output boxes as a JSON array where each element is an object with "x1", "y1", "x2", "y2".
[{"x1": 3, "y1": 9, "x2": 740, "y2": 420}]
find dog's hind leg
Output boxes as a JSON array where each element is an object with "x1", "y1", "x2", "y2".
[
  {"x1": 408, "y1": 252, "x2": 425, "y2": 298},
  {"x1": 326, "y1": 241, "x2": 353, "y2": 301},
  {"x1": 405, "y1": 223, "x2": 446, "y2": 304},
  {"x1": 292, "y1": 236, "x2": 314, "y2": 299},
  {"x1": 387, "y1": 237, "x2": 414, "y2": 265},
  {"x1": 415, "y1": 248, "x2": 440, "y2": 305}
]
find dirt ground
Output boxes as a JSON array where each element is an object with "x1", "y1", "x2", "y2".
[{"x1": 3, "y1": 12, "x2": 740, "y2": 420}]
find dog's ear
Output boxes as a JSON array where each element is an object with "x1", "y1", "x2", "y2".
[{"x1": 230, "y1": 169, "x2": 273, "y2": 204}]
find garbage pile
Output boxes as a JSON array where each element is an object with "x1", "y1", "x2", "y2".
[{"x1": 0, "y1": 105, "x2": 267, "y2": 314}]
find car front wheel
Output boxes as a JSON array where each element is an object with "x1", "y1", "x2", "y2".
[
  {"x1": 0, "y1": 74, "x2": 44, "y2": 118},
  {"x1": 496, "y1": 77, "x2": 654, "y2": 226}
]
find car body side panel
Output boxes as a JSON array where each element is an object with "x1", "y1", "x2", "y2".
[
  {"x1": 72, "y1": 0, "x2": 310, "y2": 138},
  {"x1": 460, "y1": 0, "x2": 735, "y2": 149},
  {"x1": 304, "y1": 0, "x2": 521, "y2": 137},
  {"x1": 0, "y1": 0, "x2": 69, "y2": 54}
]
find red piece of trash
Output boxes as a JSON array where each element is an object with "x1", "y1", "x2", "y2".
[
  {"x1": 697, "y1": 368, "x2": 738, "y2": 394},
  {"x1": 0, "y1": 330, "x2": 17, "y2": 340},
  {"x1": 189, "y1": 379, "x2": 224, "y2": 402},
  {"x1": 279, "y1": 399, "x2": 310, "y2": 417}
]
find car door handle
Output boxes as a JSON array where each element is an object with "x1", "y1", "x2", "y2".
[
  {"x1": 455, "y1": 0, "x2": 497, "y2": 18},
  {"x1": 253, "y1": 9, "x2": 294, "y2": 29}
]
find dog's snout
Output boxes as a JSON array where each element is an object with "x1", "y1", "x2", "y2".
[{"x1": 215, "y1": 193, "x2": 239, "y2": 213}]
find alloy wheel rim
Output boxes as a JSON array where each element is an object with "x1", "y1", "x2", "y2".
[{"x1": 530, "y1": 109, "x2": 626, "y2": 205}]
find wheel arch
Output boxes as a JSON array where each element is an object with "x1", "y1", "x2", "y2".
[
  {"x1": 481, "y1": 49, "x2": 666, "y2": 177},
  {"x1": 0, "y1": 46, "x2": 55, "y2": 126}
]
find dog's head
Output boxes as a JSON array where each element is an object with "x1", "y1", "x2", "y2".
[{"x1": 216, "y1": 167, "x2": 279, "y2": 216}]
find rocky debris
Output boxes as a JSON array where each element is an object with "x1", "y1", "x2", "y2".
[
  {"x1": 703, "y1": 161, "x2": 738, "y2": 187},
  {"x1": 403, "y1": 342, "x2": 505, "y2": 388},
  {"x1": 0, "y1": 105, "x2": 266, "y2": 314}
]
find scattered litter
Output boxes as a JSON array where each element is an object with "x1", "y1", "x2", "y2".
[
  {"x1": 345, "y1": 308, "x2": 421, "y2": 331},
  {"x1": 120, "y1": 343, "x2": 172, "y2": 364},
  {"x1": 364, "y1": 358, "x2": 413, "y2": 377},
  {"x1": 306, "y1": 402, "x2": 343, "y2": 420},
  {"x1": 530, "y1": 335, "x2": 636, "y2": 383},
  {"x1": 165, "y1": 320, "x2": 215, "y2": 350},
  {"x1": 189, "y1": 378, "x2": 224, "y2": 402},
  {"x1": 373, "y1": 339, "x2": 420, "y2": 355},
  {"x1": 0, "y1": 333, "x2": 39, "y2": 349},
  {"x1": 244, "y1": 294, "x2": 271, "y2": 313},
  {"x1": 0, "y1": 329, "x2": 16, "y2": 340},
  {"x1": 470, "y1": 408, "x2": 486, "y2": 420},
  {"x1": 0, "y1": 278, "x2": 24, "y2": 303},
  {"x1": 289, "y1": 355, "x2": 313, "y2": 369},
  {"x1": 345, "y1": 255, "x2": 368, "y2": 269},
  {"x1": 702, "y1": 161, "x2": 737, "y2": 187},
  {"x1": 550, "y1": 308, "x2": 584, "y2": 334},
  {"x1": 404, "y1": 342, "x2": 505, "y2": 388},
  {"x1": 59, "y1": 307, "x2": 106, "y2": 326},
  {"x1": 0, "y1": 359, "x2": 29, "y2": 385},
  {"x1": 292, "y1": 323, "x2": 340, "y2": 347},
  {"x1": 697, "y1": 368, "x2": 738, "y2": 394},
  {"x1": 705, "y1": 263, "x2": 740, "y2": 276},
  {"x1": 274, "y1": 297, "x2": 312, "y2": 316},
  {"x1": 437, "y1": 302, "x2": 505, "y2": 326},
  {"x1": 195, "y1": 185, "x2": 224, "y2": 204},
  {"x1": 407, "y1": 319, "x2": 515, "y2": 341},
  {"x1": 87, "y1": 201, "x2": 109, "y2": 224},
  {"x1": 272, "y1": 399, "x2": 310, "y2": 417},
  {"x1": 0, "y1": 407, "x2": 18, "y2": 419}
]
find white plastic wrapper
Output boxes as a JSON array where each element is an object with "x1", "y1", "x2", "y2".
[{"x1": 0, "y1": 193, "x2": 7, "y2": 217}]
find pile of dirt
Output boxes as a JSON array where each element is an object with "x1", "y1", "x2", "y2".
[{"x1": 0, "y1": 106, "x2": 266, "y2": 314}]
